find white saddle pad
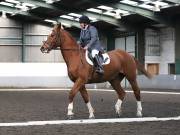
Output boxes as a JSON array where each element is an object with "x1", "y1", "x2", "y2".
[{"x1": 85, "y1": 50, "x2": 110, "y2": 65}]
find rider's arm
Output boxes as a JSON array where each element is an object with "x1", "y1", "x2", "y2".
[
  {"x1": 87, "y1": 26, "x2": 98, "y2": 48},
  {"x1": 78, "y1": 30, "x2": 84, "y2": 46}
]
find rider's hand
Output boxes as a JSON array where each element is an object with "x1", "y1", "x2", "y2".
[{"x1": 84, "y1": 46, "x2": 88, "y2": 50}]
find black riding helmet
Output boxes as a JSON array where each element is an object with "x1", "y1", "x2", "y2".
[{"x1": 79, "y1": 15, "x2": 90, "y2": 24}]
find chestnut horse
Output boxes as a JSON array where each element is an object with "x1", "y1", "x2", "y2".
[{"x1": 40, "y1": 24, "x2": 152, "y2": 119}]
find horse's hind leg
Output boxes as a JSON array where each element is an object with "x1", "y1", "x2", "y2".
[
  {"x1": 109, "y1": 75, "x2": 125, "y2": 117},
  {"x1": 128, "y1": 79, "x2": 143, "y2": 117},
  {"x1": 79, "y1": 85, "x2": 95, "y2": 119}
]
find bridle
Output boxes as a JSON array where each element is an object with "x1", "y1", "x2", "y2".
[{"x1": 41, "y1": 29, "x2": 84, "y2": 64}]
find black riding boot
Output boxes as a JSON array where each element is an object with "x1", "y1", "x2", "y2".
[{"x1": 94, "y1": 54, "x2": 104, "y2": 75}]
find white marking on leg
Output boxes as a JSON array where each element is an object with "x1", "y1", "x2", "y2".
[
  {"x1": 67, "y1": 102, "x2": 74, "y2": 116},
  {"x1": 137, "y1": 101, "x2": 142, "y2": 117},
  {"x1": 115, "y1": 99, "x2": 122, "y2": 116},
  {"x1": 86, "y1": 102, "x2": 95, "y2": 119}
]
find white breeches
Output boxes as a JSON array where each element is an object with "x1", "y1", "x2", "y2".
[{"x1": 91, "y1": 49, "x2": 99, "y2": 58}]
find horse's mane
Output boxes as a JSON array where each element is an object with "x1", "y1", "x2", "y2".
[{"x1": 63, "y1": 30, "x2": 78, "y2": 45}]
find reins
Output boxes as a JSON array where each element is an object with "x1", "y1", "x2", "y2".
[
  {"x1": 55, "y1": 30, "x2": 84, "y2": 65},
  {"x1": 53, "y1": 47, "x2": 80, "y2": 51}
]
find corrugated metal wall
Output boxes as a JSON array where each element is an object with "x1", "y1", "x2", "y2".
[
  {"x1": 115, "y1": 35, "x2": 136, "y2": 87},
  {"x1": 0, "y1": 17, "x2": 22, "y2": 62},
  {"x1": 23, "y1": 23, "x2": 63, "y2": 62},
  {"x1": 0, "y1": 17, "x2": 109, "y2": 63},
  {"x1": 115, "y1": 36, "x2": 135, "y2": 56},
  {"x1": 0, "y1": 17, "x2": 66, "y2": 63}
]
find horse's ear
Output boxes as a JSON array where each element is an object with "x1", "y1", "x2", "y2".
[{"x1": 57, "y1": 23, "x2": 61, "y2": 29}]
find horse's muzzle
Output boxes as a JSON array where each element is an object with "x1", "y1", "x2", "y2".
[{"x1": 40, "y1": 46, "x2": 49, "y2": 53}]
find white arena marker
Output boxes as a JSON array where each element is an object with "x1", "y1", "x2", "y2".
[{"x1": 0, "y1": 116, "x2": 180, "y2": 127}]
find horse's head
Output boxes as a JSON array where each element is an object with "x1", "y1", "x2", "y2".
[{"x1": 40, "y1": 23, "x2": 62, "y2": 53}]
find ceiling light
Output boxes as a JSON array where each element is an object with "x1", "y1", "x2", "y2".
[
  {"x1": 89, "y1": 17, "x2": 98, "y2": 22},
  {"x1": 115, "y1": 11, "x2": 121, "y2": 19},
  {"x1": 154, "y1": 4, "x2": 160, "y2": 12},
  {"x1": 139, "y1": 4, "x2": 154, "y2": 10},
  {"x1": 60, "y1": 15, "x2": 74, "y2": 20},
  {"x1": 22, "y1": 3, "x2": 36, "y2": 8},
  {"x1": 61, "y1": 22, "x2": 72, "y2": 28},
  {"x1": 115, "y1": 9, "x2": 129, "y2": 14},
  {"x1": 15, "y1": 4, "x2": 29, "y2": 11},
  {"x1": 87, "y1": 8, "x2": 103, "y2": 14},
  {"x1": 45, "y1": 19, "x2": 57, "y2": 24},
  {"x1": 46, "y1": 0, "x2": 54, "y2": 4},
  {"x1": 103, "y1": 11, "x2": 115, "y2": 17},
  {"x1": 120, "y1": 0, "x2": 138, "y2": 6},
  {"x1": 0, "y1": 1, "x2": 14, "y2": 7},
  {"x1": 5, "y1": 0, "x2": 20, "y2": 4},
  {"x1": 68, "y1": 13, "x2": 82, "y2": 18},
  {"x1": 97, "y1": 5, "x2": 113, "y2": 11}
]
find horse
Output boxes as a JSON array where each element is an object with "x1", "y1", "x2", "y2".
[{"x1": 40, "y1": 23, "x2": 152, "y2": 119}]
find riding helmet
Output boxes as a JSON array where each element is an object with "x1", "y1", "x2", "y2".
[{"x1": 79, "y1": 15, "x2": 90, "y2": 24}]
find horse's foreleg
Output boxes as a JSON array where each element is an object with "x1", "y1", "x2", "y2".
[
  {"x1": 129, "y1": 79, "x2": 142, "y2": 117},
  {"x1": 109, "y1": 76, "x2": 125, "y2": 117},
  {"x1": 67, "y1": 78, "x2": 85, "y2": 119},
  {"x1": 79, "y1": 86, "x2": 95, "y2": 119}
]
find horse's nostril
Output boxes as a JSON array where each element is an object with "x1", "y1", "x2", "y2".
[{"x1": 40, "y1": 47, "x2": 45, "y2": 52}]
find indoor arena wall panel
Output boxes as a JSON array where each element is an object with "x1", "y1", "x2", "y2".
[
  {"x1": 0, "y1": 46, "x2": 22, "y2": 62},
  {"x1": 24, "y1": 46, "x2": 63, "y2": 62},
  {"x1": 0, "y1": 17, "x2": 22, "y2": 62}
]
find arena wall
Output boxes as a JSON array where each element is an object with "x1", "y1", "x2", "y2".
[{"x1": 0, "y1": 63, "x2": 179, "y2": 89}]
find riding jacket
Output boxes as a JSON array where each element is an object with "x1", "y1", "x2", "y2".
[{"x1": 79, "y1": 25, "x2": 103, "y2": 52}]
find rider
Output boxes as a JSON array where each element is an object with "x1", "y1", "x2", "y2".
[{"x1": 78, "y1": 15, "x2": 104, "y2": 74}]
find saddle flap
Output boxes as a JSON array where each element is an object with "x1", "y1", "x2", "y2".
[{"x1": 85, "y1": 50, "x2": 110, "y2": 66}]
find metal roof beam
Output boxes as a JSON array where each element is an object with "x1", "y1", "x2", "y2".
[
  {"x1": 108, "y1": 2, "x2": 173, "y2": 26},
  {"x1": 17, "y1": 0, "x2": 121, "y2": 26},
  {"x1": 13, "y1": 0, "x2": 119, "y2": 26},
  {"x1": 165, "y1": 0, "x2": 180, "y2": 4},
  {"x1": 16, "y1": 0, "x2": 67, "y2": 13},
  {"x1": 14, "y1": 0, "x2": 131, "y2": 27},
  {"x1": 88, "y1": 0, "x2": 173, "y2": 26},
  {"x1": 0, "y1": 5, "x2": 79, "y2": 28},
  {"x1": 0, "y1": 5, "x2": 34, "y2": 17}
]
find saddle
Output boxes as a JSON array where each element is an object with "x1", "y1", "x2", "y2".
[{"x1": 85, "y1": 50, "x2": 110, "y2": 66}]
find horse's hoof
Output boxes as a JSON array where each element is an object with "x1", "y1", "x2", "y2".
[
  {"x1": 89, "y1": 116, "x2": 95, "y2": 119},
  {"x1": 115, "y1": 109, "x2": 122, "y2": 118},
  {"x1": 67, "y1": 115, "x2": 74, "y2": 120},
  {"x1": 116, "y1": 113, "x2": 121, "y2": 118},
  {"x1": 137, "y1": 111, "x2": 143, "y2": 117}
]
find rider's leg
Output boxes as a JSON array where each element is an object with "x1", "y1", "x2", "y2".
[{"x1": 92, "y1": 49, "x2": 104, "y2": 74}]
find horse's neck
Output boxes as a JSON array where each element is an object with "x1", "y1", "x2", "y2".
[{"x1": 60, "y1": 31, "x2": 80, "y2": 66}]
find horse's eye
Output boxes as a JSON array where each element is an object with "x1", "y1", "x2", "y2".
[{"x1": 51, "y1": 33, "x2": 55, "y2": 37}]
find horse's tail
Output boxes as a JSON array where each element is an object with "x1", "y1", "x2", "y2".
[{"x1": 134, "y1": 58, "x2": 153, "y2": 79}]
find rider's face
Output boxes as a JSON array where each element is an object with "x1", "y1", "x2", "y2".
[{"x1": 80, "y1": 23, "x2": 86, "y2": 29}]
